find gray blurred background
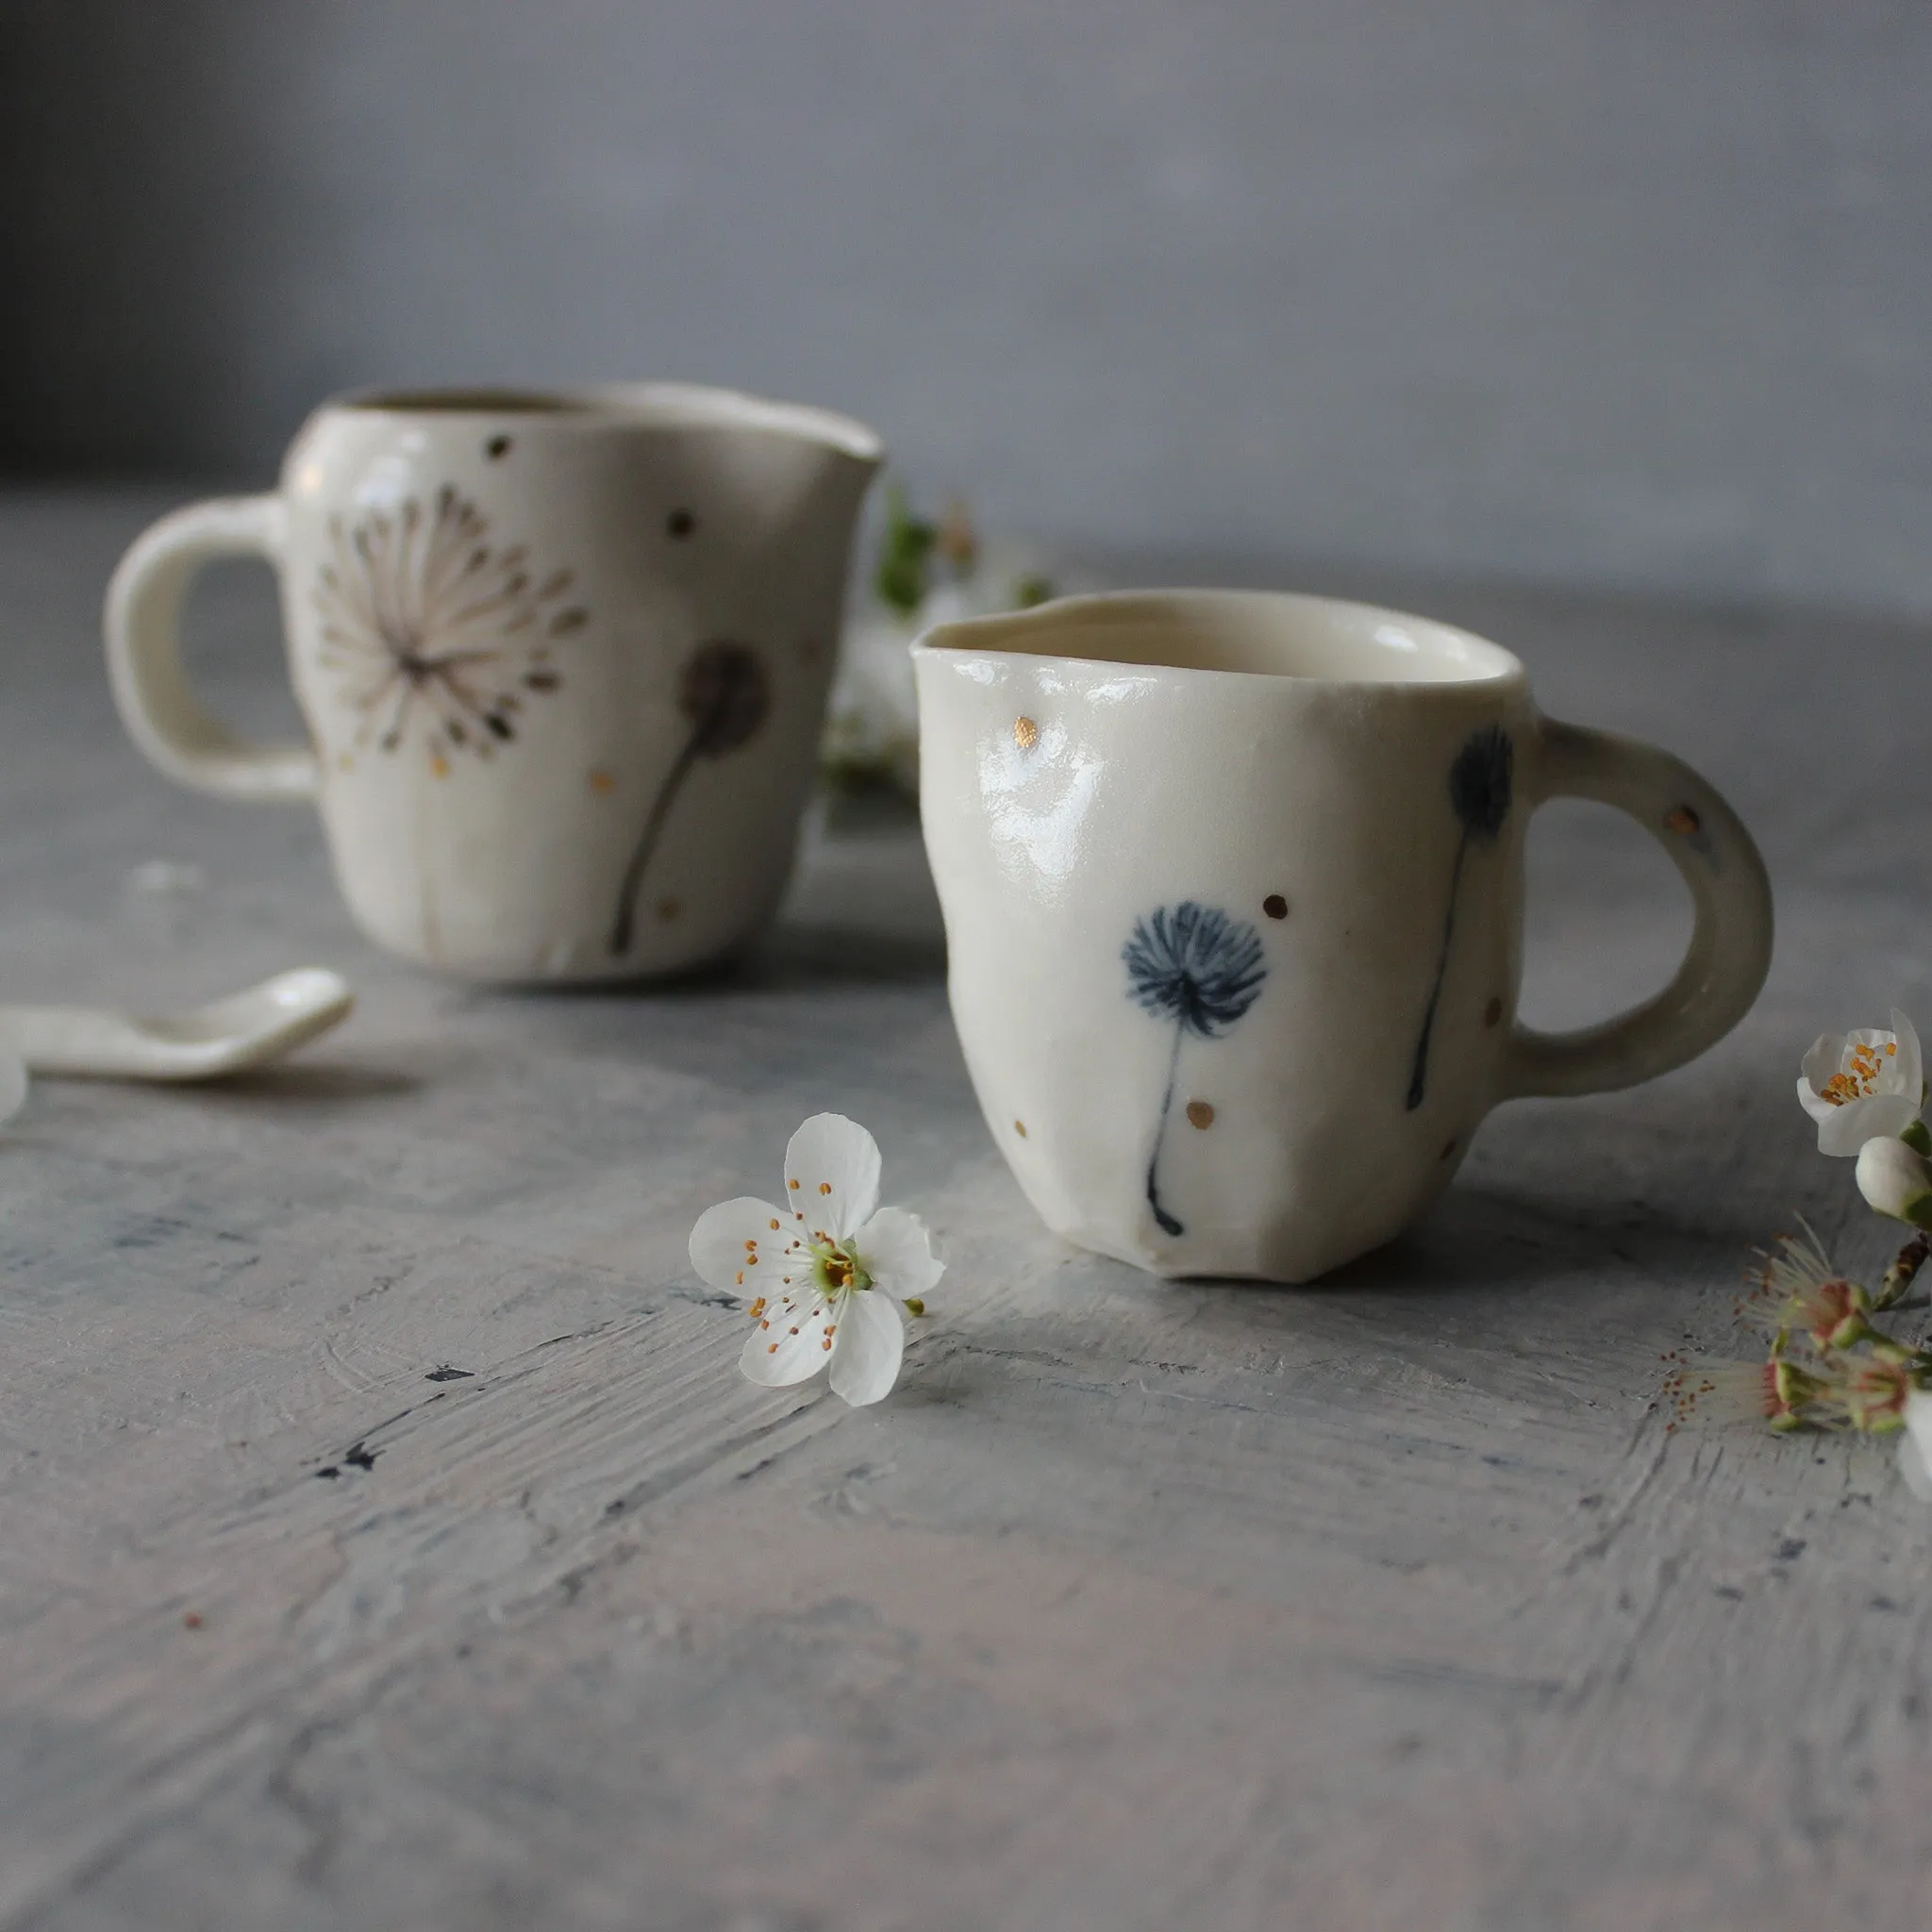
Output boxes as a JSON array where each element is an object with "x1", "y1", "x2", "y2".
[{"x1": 2, "y1": 0, "x2": 1927, "y2": 615}]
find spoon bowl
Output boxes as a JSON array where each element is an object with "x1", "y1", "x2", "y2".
[{"x1": 0, "y1": 968, "x2": 355, "y2": 1081}]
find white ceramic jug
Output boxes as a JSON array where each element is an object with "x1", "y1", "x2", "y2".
[{"x1": 106, "y1": 384, "x2": 882, "y2": 982}]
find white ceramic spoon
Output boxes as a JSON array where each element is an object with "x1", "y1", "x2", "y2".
[{"x1": 0, "y1": 968, "x2": 355, "y2": 1082}]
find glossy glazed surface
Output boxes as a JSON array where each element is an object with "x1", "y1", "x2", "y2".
[
  {"x1": 106, "y1": 385, "x2": 882, "y2": 981},
  {"x1": 916, "y1": 591, "x2": 1772, "y2": 1281}
]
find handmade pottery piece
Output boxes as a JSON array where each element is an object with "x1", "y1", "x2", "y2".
[
  {"x1": 0, "y1": 968, "x2": 353, "y2": 1080},
  {"x1": 105, "y1": 385, "x2": 882, "y2": 981},
  {"x1": 913, "y1": 590, "x2": 1774, "y2": 1283}
]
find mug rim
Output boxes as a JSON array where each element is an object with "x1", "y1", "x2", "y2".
[
  {"x1": 912, "y1": 588, "x2": 1527, "y2": 691},
  {"x1": 320, "y1": 380, "x2": 884, "y2": 463}
]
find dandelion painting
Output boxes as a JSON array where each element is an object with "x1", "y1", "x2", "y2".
[
  {"x1": 609, "y1": 640, "x2": 770, "y2": 955},
  {"x1": 314, "y1": 486, "x2": 588, "y2": 774},
  {"x1": 1123, "y1": 902, "x2": 1267, "y2": 1237},
  {"x1": 1406, "y1": 724, "x2": 1513, "y2": 1110}
]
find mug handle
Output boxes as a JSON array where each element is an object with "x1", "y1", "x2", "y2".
[
  {"x1": 1498, "y1": 718, "x2": 1774, "y2": 1100},
  {"x1": 103, "y1": 494, "x2": 319, "y2": 802}
]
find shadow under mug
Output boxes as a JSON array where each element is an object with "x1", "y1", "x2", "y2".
[
  {"x1": 104, "y1": 383, "x2": 883, "y2": 982},
  {"x1": 913, "y1": 589, "x2": 1774, "y2": 1283}
]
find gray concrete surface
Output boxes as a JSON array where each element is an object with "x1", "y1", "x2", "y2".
[
  {"x1": 2, "y1": 491, "x2": 1932, "y2": 1926},
  {"x1": 3, "y1": 3, "x2": 1930, "y2": 616}
]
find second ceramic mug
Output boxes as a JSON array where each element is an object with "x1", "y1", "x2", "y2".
[
  {"x1": 914, "y1": 590, "x2": 1774, "y2": 1283},
  {"x1": 105, "y1": 384, "x2": 883, "y2": 981}
]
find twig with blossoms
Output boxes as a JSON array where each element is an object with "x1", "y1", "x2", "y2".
[{"x1": 1671, "y1": 1009, "x2": 1932, "y2": 1497}]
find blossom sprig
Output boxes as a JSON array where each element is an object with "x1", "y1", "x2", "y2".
[
  {"x1": 689, "y1": 1113, "x2": 942, "y2": 1407},
  {"x1": 1671, "y1": 1008, "x2": 1932, "y2": 1497},
  {"x1": 1665, "y1": 1228, "x2": 1932, "y2": 1437}
]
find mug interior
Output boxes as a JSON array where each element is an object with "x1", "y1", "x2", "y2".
[
  {"x1": 920, "y1": 590, "x2": 1521, "y2": 687},
  {"x1": 336, "y1": 382, "x2": 882, "y2": 462}
]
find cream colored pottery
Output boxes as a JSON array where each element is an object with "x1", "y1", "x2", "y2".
[
  {"x1": 105, "y1": 384, "x2": 882, "y2": 981},
  {"x1": 0, "y1": 970, "x2": 353, "y2": 1080},
  {"x1": 913, "y1": 590, "x2": 1774, "y2": 1284}
]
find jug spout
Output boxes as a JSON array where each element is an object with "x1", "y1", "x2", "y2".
[{"x1": 594, "y1": 382, "x2": 882, "y2": 564}]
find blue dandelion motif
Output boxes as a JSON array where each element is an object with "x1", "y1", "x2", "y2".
[{"x1": 1123, "y1": 902, "x2": 1267, "y2": 1237}]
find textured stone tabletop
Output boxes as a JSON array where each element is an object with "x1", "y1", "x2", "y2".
[{"x1": 3, "y1": 491, "x2": 1931, "y2": 1931}]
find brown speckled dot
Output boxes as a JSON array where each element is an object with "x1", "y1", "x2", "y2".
[
  {"x1": 1485, "y1": 995, "x2": 1504, "y2": 1027},
  {"x1": 1441, "y1": 1138, "x2": 1457, "y2": 1161},
  {"x1": 1263, "y1": 893, "x2": 1289, "y2": 920},
  {"x1": 657, "y1": 896, "x2": 681, "y2": 921},
  {"x1": 666, "y1": 508, "x2": 696, "y2": 538},
  {"x1": 1186, "y1": 1100, "x2": 1215, "y2": 1129},
  {"x1": 485, "y1": 434, "x2": 512, "y2": 459},
  {"x1": 1013, "y1": 716, "x2": 1039, "y2": 749}
]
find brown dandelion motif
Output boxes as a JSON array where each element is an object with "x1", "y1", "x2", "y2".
[
  {"x1": 609, "y1": 640, "x2": 769, "y2": 954},
  {"x1": 313, "y1": 486, "x2": 588, "y2": 770}
]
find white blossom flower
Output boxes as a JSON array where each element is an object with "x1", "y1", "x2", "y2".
[
  {"x1": 1899, "y1": 1388, "x2": 1932, "y2": 1502},
  {"x1": 1798, "y1": 1010, "x2": 1923, "y2": 1155},
  {"x1": 689, "y1": 1113, "x2": 942, "y2": 1407},
  {"x1": 1857, "y1": 1135, "x2": 1932, "y2": 1227}
]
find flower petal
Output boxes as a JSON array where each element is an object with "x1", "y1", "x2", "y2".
[
  {"x1": 1796, "y1": 1077, "x2": 1837, "y2": 1126},
  {"x1": 782, "y1": 1114, "x2": 881, "y2": 1241},
  {"x1": 1891, "y1": 1009, "x2": 1924, "y2": 1104},
  {"x1": 741, "y1": 1286, "x2": 836, "y2": 1387},
  {"x1": 1799, "y1": 1033, "x2": 1844, "y2": 1102},
  {"x1": 1905, "y1": 1391, "x2": 1932, "y2": 1499},
  {"x1": 1899, "y1": 1430, "x2": 1932, "y2": 1504},
  {"x1": 0, "y1": 1050, "x2": 25, "y2": 1128},
  {"x1": 855, "y1": 1206, "x2": 944, "y2": 1302},
  {"x1": 826, "y1": 1287, "x2": 904, "y2": 1407},
  {"x1": 690, "y1": 1196, "x2": 804, "y2": 1292},
  {"x1": 1818, "y1": 1091, "x2": 1919, "y2": 1157}
]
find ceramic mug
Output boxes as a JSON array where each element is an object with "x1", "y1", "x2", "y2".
[
  {"x1": 913, "y1": 590, "x2": 1774, "y2": 1283},
  {"x1": 105, "y1": 384, "x2": 882, "y2": 981}
]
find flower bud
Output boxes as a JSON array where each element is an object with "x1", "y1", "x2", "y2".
[{"x1": 1857, "y1": 1136, "x2": 1932, "y2": 1227}]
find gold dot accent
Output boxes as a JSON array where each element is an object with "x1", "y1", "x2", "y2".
[
  {"x1": 1014, "y1": 1119, "x2": 1027, "y2": 1138},
  {"x1": 1485, "y1": 996, "x2": 1504, "y2": 1027},
  {"x1": 588, "y1": 768, "x2": 616, "y2": 794},
  {"x1": 1665, "y1": 805, "x2": 1702, "y2": 836},
  {"x1": 1013, "y1": 716, "x2": 1039, "y2": 749},
  {"x1": 1263, "y1": 894, "x2": 1288, "y2": 920},
  {"x1": 1185, "y1": 1100, "x2": 1215, "y2": 1129},
  {"x1": 657, "y1": 896, "x2": 681, "y2": 921}
]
